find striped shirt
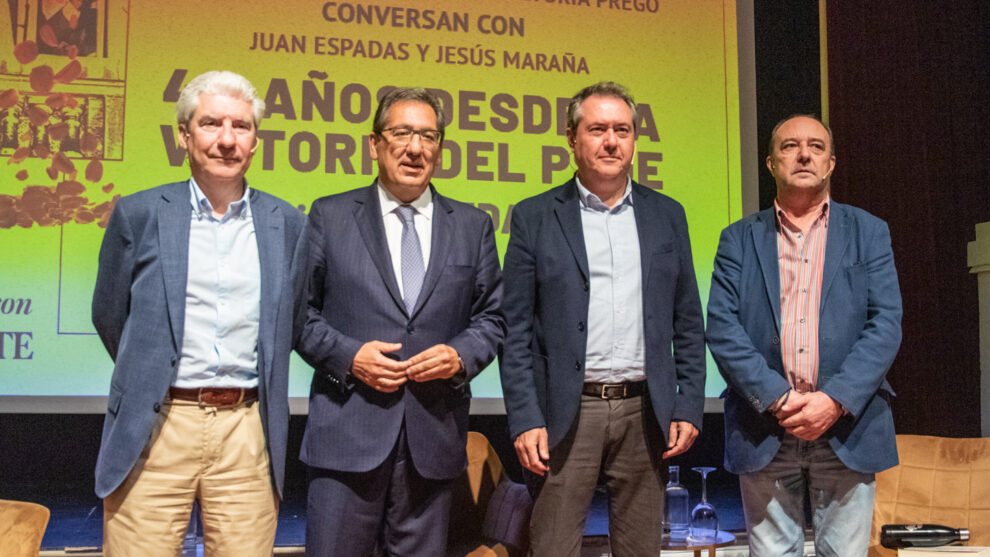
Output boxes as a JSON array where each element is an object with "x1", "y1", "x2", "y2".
[{"x1": 775, "y1": 198, "x2": 829, "y2": 393}]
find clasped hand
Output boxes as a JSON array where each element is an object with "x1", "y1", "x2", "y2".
[
  {"x1": 774, "y1": 390, "x2": 843, "y2": 440},
  {"x1": 350, "y1": 341, "x2": 462, "y2": 393}
]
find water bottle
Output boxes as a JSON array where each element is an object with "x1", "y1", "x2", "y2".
[
  {"x1": 880, "y1": 524, "x2": 970, "y2": 548},
  {"x1": 665, "y1": 465, "x2": 690, "y2": 543}
]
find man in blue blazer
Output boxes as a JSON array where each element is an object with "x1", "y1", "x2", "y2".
[
  {"x1": 707, "y1": 115, "x2": 902, "y2": 556},
  {"x1": 295, "y1": 87, "x2": 505, "y2": 557},
  {"x1": 92, "y1": 71, "x2": 307, "y2": 557},
  {"x1": 500, "y1": 82, "x2": 707, "y2": 556}
]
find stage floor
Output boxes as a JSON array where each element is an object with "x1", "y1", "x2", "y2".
[{"x1": 17, "y1": 471, "x2": 745, "y2": 554}]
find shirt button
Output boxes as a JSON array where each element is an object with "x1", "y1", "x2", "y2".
[{"x1": 800, "y1": 318, "x2": 806, "y2": 323}]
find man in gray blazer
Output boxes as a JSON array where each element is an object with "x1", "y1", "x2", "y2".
[
  {"x1": 296, "y1": 87, "x2": 505, "y2": 557},
  {"x1": 500, "y1": 82, "x2": 707, "y2": 556},
  {"x1": 92, "y1": 71, "x2": 307, "y2": 557}
]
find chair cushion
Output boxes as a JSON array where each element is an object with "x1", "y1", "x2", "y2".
[
  {"x1": 481, "y1": 478, "x2": 532, "y2": 553},
  {"x1": 0, "y1": 499, "x2": 51, "y2": 557},
  {"x1": 871, "y1": 435, "x2": 990, "y2": 549}
]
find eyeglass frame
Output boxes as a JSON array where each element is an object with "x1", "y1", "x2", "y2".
[{"x1": 378, "y1": 126, "x2": 443, "y2": 146}]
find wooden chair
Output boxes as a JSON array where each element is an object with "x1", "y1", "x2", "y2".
[
  {"x1": 0, "y1": 499, "x2": 50, "y2": 557},
  {"x1": 448, "y1": 432, "x2": 532, "y2": 557},
  {"x1": 868, "y1": 434, "x2": 990, "y2": 556}
]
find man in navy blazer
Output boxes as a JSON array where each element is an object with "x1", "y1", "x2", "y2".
[
  {"x1": 500, "y1": 82, "x2": 707, "y2": 556},
  {"x1": 92, "y1": 71, "x2": 307, "y2": 556},
  {"x1": 707, "y1": 115, "x2": 902, "y2": 556},
  {"x1": 296, "y1": 87, "x2": 505, "y2": 557}
]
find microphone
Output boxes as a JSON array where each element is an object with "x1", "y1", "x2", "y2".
[
  {"x1": 249, "y1": 138, "x2": 260, "y2": 154},
  {"x1": 819, "y1": 168, "x2": 833, "y2": 183}
]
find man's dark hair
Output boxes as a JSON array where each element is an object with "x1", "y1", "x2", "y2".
[
  {"x1": 566, "y1": 81, "x2": 636, "y2": 133},
  {"x1": 372, "y1": 87, "x2": 445, "y2": 142}
]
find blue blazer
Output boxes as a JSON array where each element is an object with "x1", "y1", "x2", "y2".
[
  {"x1": 706, "y1": 201, "x2": 902, "y2": 475},
  {"x1": 296, "y1": 184, "x2": 505, "y2": 481},
  {"x1": 91, "y1": 181, "x2": 308, "y2": 499},
  {"x1": 499, "y1": 179, "x2": 707, "y2": 448}
]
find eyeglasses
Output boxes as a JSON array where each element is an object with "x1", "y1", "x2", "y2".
[{"x1": 380, "y1": 127, "x2": 442, "y2": 146}]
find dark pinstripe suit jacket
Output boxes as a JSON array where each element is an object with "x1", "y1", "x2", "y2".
[{"x1": 296, "y1": 183, "x2": 505, "y2": 480}]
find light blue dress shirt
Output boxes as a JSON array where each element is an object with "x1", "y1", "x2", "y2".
[
  {"x1": 576, "y1": 177, "x2": 646, "y2": 383},
  {"x1": 173, "y1": 178, "x2": 261, "y2": 388}
]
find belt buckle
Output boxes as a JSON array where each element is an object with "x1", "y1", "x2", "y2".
[
  {"x1": 197, "y1": 388, "x2": 244, "y2": 408},
  {"x1": 601, "y1": 383, "x2": 626, "y2": 399}
]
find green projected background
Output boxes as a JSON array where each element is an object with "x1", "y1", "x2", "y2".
[{"x1": 0, "y1": 0, "x2": 742, "y2": 406}]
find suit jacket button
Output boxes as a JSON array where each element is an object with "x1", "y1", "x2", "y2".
[
  {"x1": 772, "y1": 336, "x2": 780, "y2": 345},
  {"x1": 170, "y1": 357, "x2": 177, "y2": 367},
  {"x1": 577, "y1": 321, "x2": 585, "y2": 332},
  {"x1": 153, "y1": 402, "x2": 161, "y2": 413},
  {"x1": 583, "y1": 282, "x2": 589, "y2": 292},
  {"x1": 575, "y1": 361, "x2": 582, "y2": 371},
  {"x1": 407, "y1": 325, "x2": 415, "y2": 334}
]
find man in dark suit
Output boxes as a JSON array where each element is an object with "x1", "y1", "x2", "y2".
[
  {"x1": 706, "y1": 115, "x2": 902, "y2": 556},
  {"x1": 296, "y1": 87, "x2": 505, "y2": 557},
  {"x1": 92, "y1": 71, "x2": 307, "y2": 556},
  {"x1": 499, "y1": 82, "x2": 707, "y2": 556}
]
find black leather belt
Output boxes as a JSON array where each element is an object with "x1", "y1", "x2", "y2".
[
  {"x1": 582, "y1": 381, "x2": 646, "y2": 399},
  {"x1": 168, "y1": 386, "x2": 258, "y2": 407}
]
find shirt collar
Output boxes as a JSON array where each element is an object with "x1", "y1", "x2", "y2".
[
  {"x1": 188, "y1": 177, "x2": 251, "y2": 222},
  {"x1": 575, "y1": 175, "x2": 634, "y2": 213},
  {"x1": 773, "y1": 195, "x2": 830, "y2": 231},
  {"x1": 377, "y1": 181, "x2": 433, "y2": 221}
]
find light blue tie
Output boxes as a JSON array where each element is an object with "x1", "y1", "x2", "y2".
[{"x1": 396, "y1": 205, "x2": 425, "y2": 313}]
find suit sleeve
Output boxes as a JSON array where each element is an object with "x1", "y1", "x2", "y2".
[
  {"x1": 92, "y1": 200, "x2": 135, "y2": 361},
  {"x1": 295, "y1": 200, "x2": 365, "y2": 386},
  {"x1": 444, "y1": 214, "x2": 506, "y2": 381},
  {"x1": 819, "y1": 220, "x2": 902, "y2": 417},
  {"x1": 498, "y1": 204, "x2": 546, "y2": 440},
  {"x1": 706, "y1": 224, "x2": 792, "y2": 413},
  {"x1": 668, "y1": 204, "x2": 708, "y2": 429}
]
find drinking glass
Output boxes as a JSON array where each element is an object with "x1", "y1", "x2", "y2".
[{"x1": 688, "y1": 466, "x2": 719, "y2": 543}]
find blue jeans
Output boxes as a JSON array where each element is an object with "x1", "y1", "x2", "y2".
[{"x1": 739, "y1": 436, "x2": 875, "y2": 557}]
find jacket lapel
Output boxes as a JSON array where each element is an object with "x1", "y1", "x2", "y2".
[
  {"x1": 354, "y1": 184, "x2": 405, "y2": 312},
  {"x1": 820, "y1": 201, "x2": 849, "y2": 314},
  {"x1": 413, "y1": 186, "x2": 452, "y2": 317},
  {"x1": 251, "y1": 190, "x2": 284, "y2": 384},
  {"x1": 631, "y1": 184, "x2": 661, "y2": 285},
  {"x1": 752, "y1": 208, "x2": 782, "y2": 331},
  {"x1": 554, "y1": 179, "x2": 589, "y2": 280},
  {"x1": 157, "y1": 182, "x2": 192, "y2": 352}
]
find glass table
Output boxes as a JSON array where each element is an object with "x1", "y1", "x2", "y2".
[{"x1": 662, "y1": 530, "x2": 736, "y2": 557}]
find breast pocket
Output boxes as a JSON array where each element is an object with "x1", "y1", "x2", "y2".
[
  {"x1": 647, "y1": 242, "x2": 677, "y2": 286},
  {"x1": 436, "y1": 265, "x2": 475, "y2": 316},
  {"x1": 440, "y1": 264, "x2": 474, "y2": 284}
]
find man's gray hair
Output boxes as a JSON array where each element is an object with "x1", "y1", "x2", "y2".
[
  {"x1": 176, "y1": 71, "x2": 266, "y2": 127},
  {"x1": 768, "y1": 114, "x2": 836, "y2": 157},
  {"x1": 372, "y1": 87, "x2": 446, "y2": 141},
  {"x1": 566, "y1": 81, "x2": 636, "y2": 133}
]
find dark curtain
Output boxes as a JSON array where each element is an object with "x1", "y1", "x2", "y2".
[{"x1": 825, "y1": 1, "x2": 990, "y2": 436}]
